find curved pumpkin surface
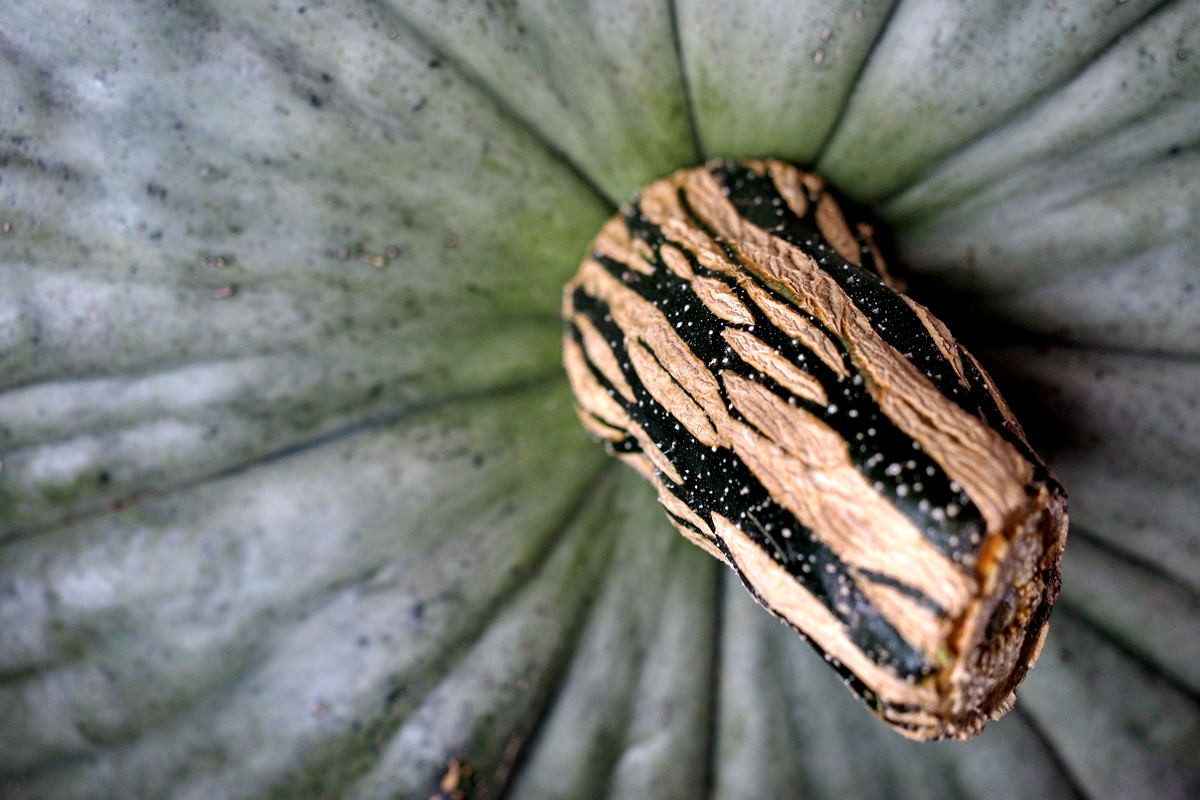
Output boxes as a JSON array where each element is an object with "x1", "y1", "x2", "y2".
[{"x1": 1, "y1": 1, "x2": 1197, "y2": 799}]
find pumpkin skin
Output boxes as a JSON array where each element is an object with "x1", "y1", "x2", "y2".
[{"x1": 1, "y1": 2, "x2": 1198, "y2": 800}]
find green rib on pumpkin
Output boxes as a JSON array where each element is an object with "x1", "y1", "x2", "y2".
[{"x1": 0, "y1": 0, "x2": 1197, "y2": 798}]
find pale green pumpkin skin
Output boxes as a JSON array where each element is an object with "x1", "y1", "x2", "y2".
[{"x1": 1, "y1": 1, "x2": 1198, "y2": 799}]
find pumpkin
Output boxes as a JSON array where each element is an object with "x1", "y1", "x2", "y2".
[{"x1": 0, "y1": 0, "x2": 1196, "y2": 797}]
